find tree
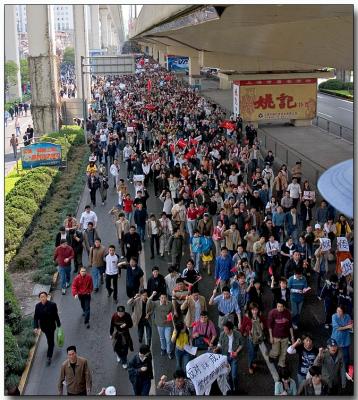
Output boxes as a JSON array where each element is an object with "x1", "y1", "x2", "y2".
[
  {"x1": 20, "y1": 59, "x2": 29, "y2": 86},
  {"x1": 5, "y1": 61, "x2": 19, "y2": 93},
  {"x1": 63, "y1": 47, "x2": 75, "y2": 65}
]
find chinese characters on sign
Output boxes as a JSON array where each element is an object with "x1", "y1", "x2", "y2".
[
  {"x1": 337, "y1": 237, "x2": 350, "y2": 252},
  {"x1": 233, "y1": 78, "x2": 317, "y2": 121},
  {"x1": 341, "y1": 258, "x2": 353, "y2": 276},
  {"x1": 21, "y1": 142, "x2": 62, "y2": 169}
]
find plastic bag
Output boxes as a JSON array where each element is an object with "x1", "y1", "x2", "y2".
[{"x1": 56, "y1": 326, "x2": 64, "y2": 348}]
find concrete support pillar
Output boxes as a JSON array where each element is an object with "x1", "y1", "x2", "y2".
[
  {"x1": 90, "y1": 5, "x2": 101, "y2": 49},
  {"x1": 189, "y1": 56, "x2": 201, "y2": 87},
  {"x1": 158, "y1": 50, "x2": 166, "y2": 68},
  {"x1": 74, "y1": 5, "x2": 91, "y2": 101},
  {"x1": 27, "y1": 5, "x2": 60, "y2": 134},
  {"x1": 99, "y1": 8, "x2": 109, "y2": 49},
  {"x1": 5, "y1": 5, "x2": 22, "y2": 100},
  {"x1": 107, "y1": 17, "x2": 113, "y2": 47}
]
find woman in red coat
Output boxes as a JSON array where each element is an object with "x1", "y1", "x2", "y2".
[{"x1": 240, "y1": 302, "x2": 267, "y2": 375}]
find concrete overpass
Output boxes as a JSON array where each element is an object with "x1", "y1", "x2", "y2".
[
  {"x1": 131, "y1": 5, "x2": 353, "y2": 70},
  {"x1": 130, "y1": 4, "x2": 352, "y2": 125}
]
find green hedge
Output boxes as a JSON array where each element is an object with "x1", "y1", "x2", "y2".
[
  {"x1": 5, "y1": 127, "x2": 85, "y2": 266},
  {"x1": 319, "y1": 88, "x2": 354, "y2": 100},
  {"x1": 319, "y1": 79, "x2": 354, "y2": 91},
  {"x1": 5, "y1": 94, "x2": 32, "y2": 111},
  {"x1": 5, "y1": 125, "x2": 87, "y2": 391}
]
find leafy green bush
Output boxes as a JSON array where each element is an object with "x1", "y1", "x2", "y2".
[
  {"x1": 5, "y1": 272, "x2": 22, "y2": 335},
  {"x1": 5, "y1": 325, "x2": 22, "y2": 377},
  {"x1": 343, "y1": 82, "x2": 354, "y2": 91},
  {"x1": 319, "y1": 79, "x2": 344, "y2": 90}
]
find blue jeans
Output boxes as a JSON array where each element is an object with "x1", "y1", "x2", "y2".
[
  {"x1": 59, "y1": 266, "x2": 71, "y2": 289},
  {"x1": 187, "y1": 220, "x2": 196, "y2": 238},
  {"x1": 124, "y1": 211, "x2": 133, "y2": 223},
  {"x1": 247, "y1": 337, "x2": 259, "y2": 368},
  {"x1": 137, "y1": 225, "x2": 145, "y2": 242},
  {"x1": 291, "y1": 299, "x2": 303, "y2": 325},
  {"x1": 192, "y1": 252, "x2": 201, "y2": 272},
  {"x1": 157, "y1": 326, "x2": 172, "y2": 354},
  {"x1": 175, "y1": 347, "x2": 192, "y2": 371},
  {"x1": 92, "y1": 266, "x2": 101, "y2": 289},
  {"x1": 227, "y1": 355, "x2": 239, "y2": 392}
]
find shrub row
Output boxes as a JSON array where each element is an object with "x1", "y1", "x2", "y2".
[
  {"x1": 319, "y1": 88, "x2": 354, "y2": 100},
  {"x1": 5, "y1": 126, "x2": 86, "y2": 392},
  {"x1": 318, "y1": 79, "x2": 354, "y2": 91},
  {"x1": 5, "y1": 126, "x2": 85, "y2": 266}
]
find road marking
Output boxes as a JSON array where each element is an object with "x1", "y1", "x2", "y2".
[
  {"x1": 338, "y1": 107, "x2": 353, "y2": 112},
  {"x1": 317, "y1": 112, "x2": 333, "y2": 118},
  {"x1": 259, "y1": 342, "x2": 280, "y2": 382}
]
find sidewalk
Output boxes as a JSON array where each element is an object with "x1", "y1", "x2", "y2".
[{"x1": 5, "y1": 112, "x2": 33, "y2": 176}]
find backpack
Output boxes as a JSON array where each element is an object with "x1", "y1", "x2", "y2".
[{"x1": 251, "y1": 319, "x2": 265, "y2": 345}]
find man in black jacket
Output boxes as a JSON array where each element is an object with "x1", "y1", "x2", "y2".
[
  {"x1": 128, "y1": 344, "x2": 153, "y2": 395},
  {"x1": 123, "y1": 226, "x2": 142, "y2": 262},
  {"x1": 147, "y1": 267, "x2": 166, "y2": 301},
  {"x1": 33, "y1": 291, "x2": 61, "y2": 365}
]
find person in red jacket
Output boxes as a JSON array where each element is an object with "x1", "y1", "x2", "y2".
[
  {"x1": 72, "y1": 267, "x2": 94, "y2": 329},
  {"x1": 54, "y1": 239, "x2": 75, "y2": 295}
]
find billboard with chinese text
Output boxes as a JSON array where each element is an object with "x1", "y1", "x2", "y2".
[
  {"x1": 233, "y1": 83, "x2": 240, "y2": 116},
  {"x1": 233, "y1": 78, "x2": 317, "y2": 121},
  {"x1": 21, "y1": 142, "x2": 62, "y2": 169}
]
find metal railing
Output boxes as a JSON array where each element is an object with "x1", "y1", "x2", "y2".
[{"x1": 312, "y1": 116, "x2": 353, "y2": 143}]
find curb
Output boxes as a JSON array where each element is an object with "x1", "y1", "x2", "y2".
[
  {"x1": 318, "y1": 90, "x2": 353, "y2": 102},
  {"x1": 18, "y1": 150, "x2": 89, "y2": 395}
]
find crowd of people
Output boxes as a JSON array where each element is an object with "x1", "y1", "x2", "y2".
[
  {"x1": 60, "y1": 63, "x2": 77, "y2": 99},
  {"x1": 33, "y1": 56, "x2": 354, "y2": 396}
]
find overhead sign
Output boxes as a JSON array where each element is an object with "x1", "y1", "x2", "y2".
[
  {"x1": 233, "y1": 83, "x2": 240, "y2": 116},
  {"x1": 186, "y1": 353, "x2": 230, "y2": 395},
  {"x1": 233, "y1": 78, "x2": 317, "y2": 121},
  {"x1": 167, "y1": 55, "x2": 189, "y2": 72},
  {"x1": 89, "y1": 55, "x2": 135, "y2": 75},
  {"x1": 21, "y1": 142, "x2": 62, "y2": 169}
]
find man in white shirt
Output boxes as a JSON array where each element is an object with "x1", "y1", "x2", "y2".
[
  {"x1": 287, "y1": 178, "x2": 302, "y2": 208},
  {"x1": 266, "y1": 234, "x2": 280, "y2": 267},
  {"x1": 164, "y1": 266, "x2": 180, "y2": 300},
  {"x1": 110, "y1": 159, "x2": 120, "y2": 188},
  {"x1": 105, "y1": 245, "x2": 121, "y2": 303},
  {"x1": 80, "y1": 205, "x2": 98, "y2": 230}
]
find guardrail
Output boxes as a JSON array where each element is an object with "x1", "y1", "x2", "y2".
[
  {"x1": 312, "y1": 116, "x2": 353, "y2": 143},
  {"x1": 257, "y1": 128, "x2": 326, "y2": 191}
]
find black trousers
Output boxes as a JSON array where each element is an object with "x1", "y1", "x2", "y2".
[
  {"x1": 90, "y1": 189, "x2": 97, "y2": 206},
  {"x1": 106, "y1": 273, "x2": 118, "y2": 300},
  {"x1": 150, "y1": 234, "x2": 160, "y2": 257},
  {"x1": 73, "y1": 250, "x2": 83, "y2": 273},
  {"x1": 43, "y1": 328, "x2": 55, "y2": 358},
  {"x1": 79, "y1": 294, "x2": 91, "y2": 324}
]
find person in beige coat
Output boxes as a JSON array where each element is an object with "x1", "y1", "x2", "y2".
[
  {"x1": 115, "y1": 213, "x2": 130, "y2": 259},
  {"x1": 127, "y1": 289, "x2": 152, "y2": 345},
  {"x1": 223, "y1": 223, "x2": 242, "y2": 254},
  {"x1": 180, "y1": 291, "x2": 207, "y2": 329}
]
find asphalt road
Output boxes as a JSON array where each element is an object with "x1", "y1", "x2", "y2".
[
  {"x1": 316, "y1": 93, "x2": 353, "y2": 130},
  {"x1": 23, "y1": 151, "x2": 354, "y2": 395}
]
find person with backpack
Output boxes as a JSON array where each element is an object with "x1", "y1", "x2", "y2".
[{"x1": 240, "y1": 302, "x2": 266, "y2": 374}]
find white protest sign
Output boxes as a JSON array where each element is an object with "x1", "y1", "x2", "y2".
[
  {"x1": 303, "y1": 190, "x2": 316, "y2": 201},
  {"x1": 337, "y1": 237, "x2": 349, "y2": 252},
  {"x1": 319, "y1": 238, "x2": 331, "y2": 252},
  {"x1": 186, "y1": 353, "x2": 230, "y2": 395},
  {"x1": 127, "y1": 127, "x2": 134, "y2": 133},
  {"x1": 184, "y1": 344, "x2": 198, "y2": 356},
  {"x1": 341, "y1": 258, "x2": 353, "y2": 276},
  {"x1": 133, "y1": 175, "x2": 145, "y2": 183}
]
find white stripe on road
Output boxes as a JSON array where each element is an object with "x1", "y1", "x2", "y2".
[
  {"x1": 259, "y1": 342, "x2": 280, "y2": 382},
  {"x1": 317, "y1": 112, "x2": 333, "y2": 118},
  {"x1": 338, "y1": 107, "x2": 353, "y2": 112}
]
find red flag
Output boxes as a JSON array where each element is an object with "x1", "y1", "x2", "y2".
[
  {"x1": 169, "y1": 143, "x2": 175, "y2": 153},
  {"x1": 177, "y1": 138, "x2": 187, "y2": 149},
  {"x1": 192, "y1": 321, "x2": 199, "y2": 328},
  {"x1": 188, "y1": 284, "x2": 193, "y2": 292},
  {"x1": 230, "y1": 266, "x2": 238, "y2": 273},
  {"x1": 145, "y1": 104, "x2": 156, "y2": 111},
  {"x1": 147, "y1": 79, "x2": 152, "y2": 92},
  {"x1": 166, "y1": 312, "x2": 173, "y2": 322},
  {"x1": 220, "y1": 120, "x2": 236, "y2": 130},
  {"x1": 268, "y1": 266, "x2": 273, "y2": 276},
  {"x1": 184, "y1": 147, "x2": 196, "y2": 160},
  {"x1": 139, "y1": 58, "x2": 145, "y2": 66}
]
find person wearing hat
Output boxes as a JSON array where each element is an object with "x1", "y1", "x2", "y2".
[
  {"x1": 33, "y1": 291, "x2": 61, "y2": 365},
  {"x1": 128, "y1": 344, "x2": 153, "y2": 395},
  {"x1": 297, "y1": 365, "x2": 329, "y2": 395},
  {"x1": 314, "y1": 338, "x2": 346, "y2": 394}
]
